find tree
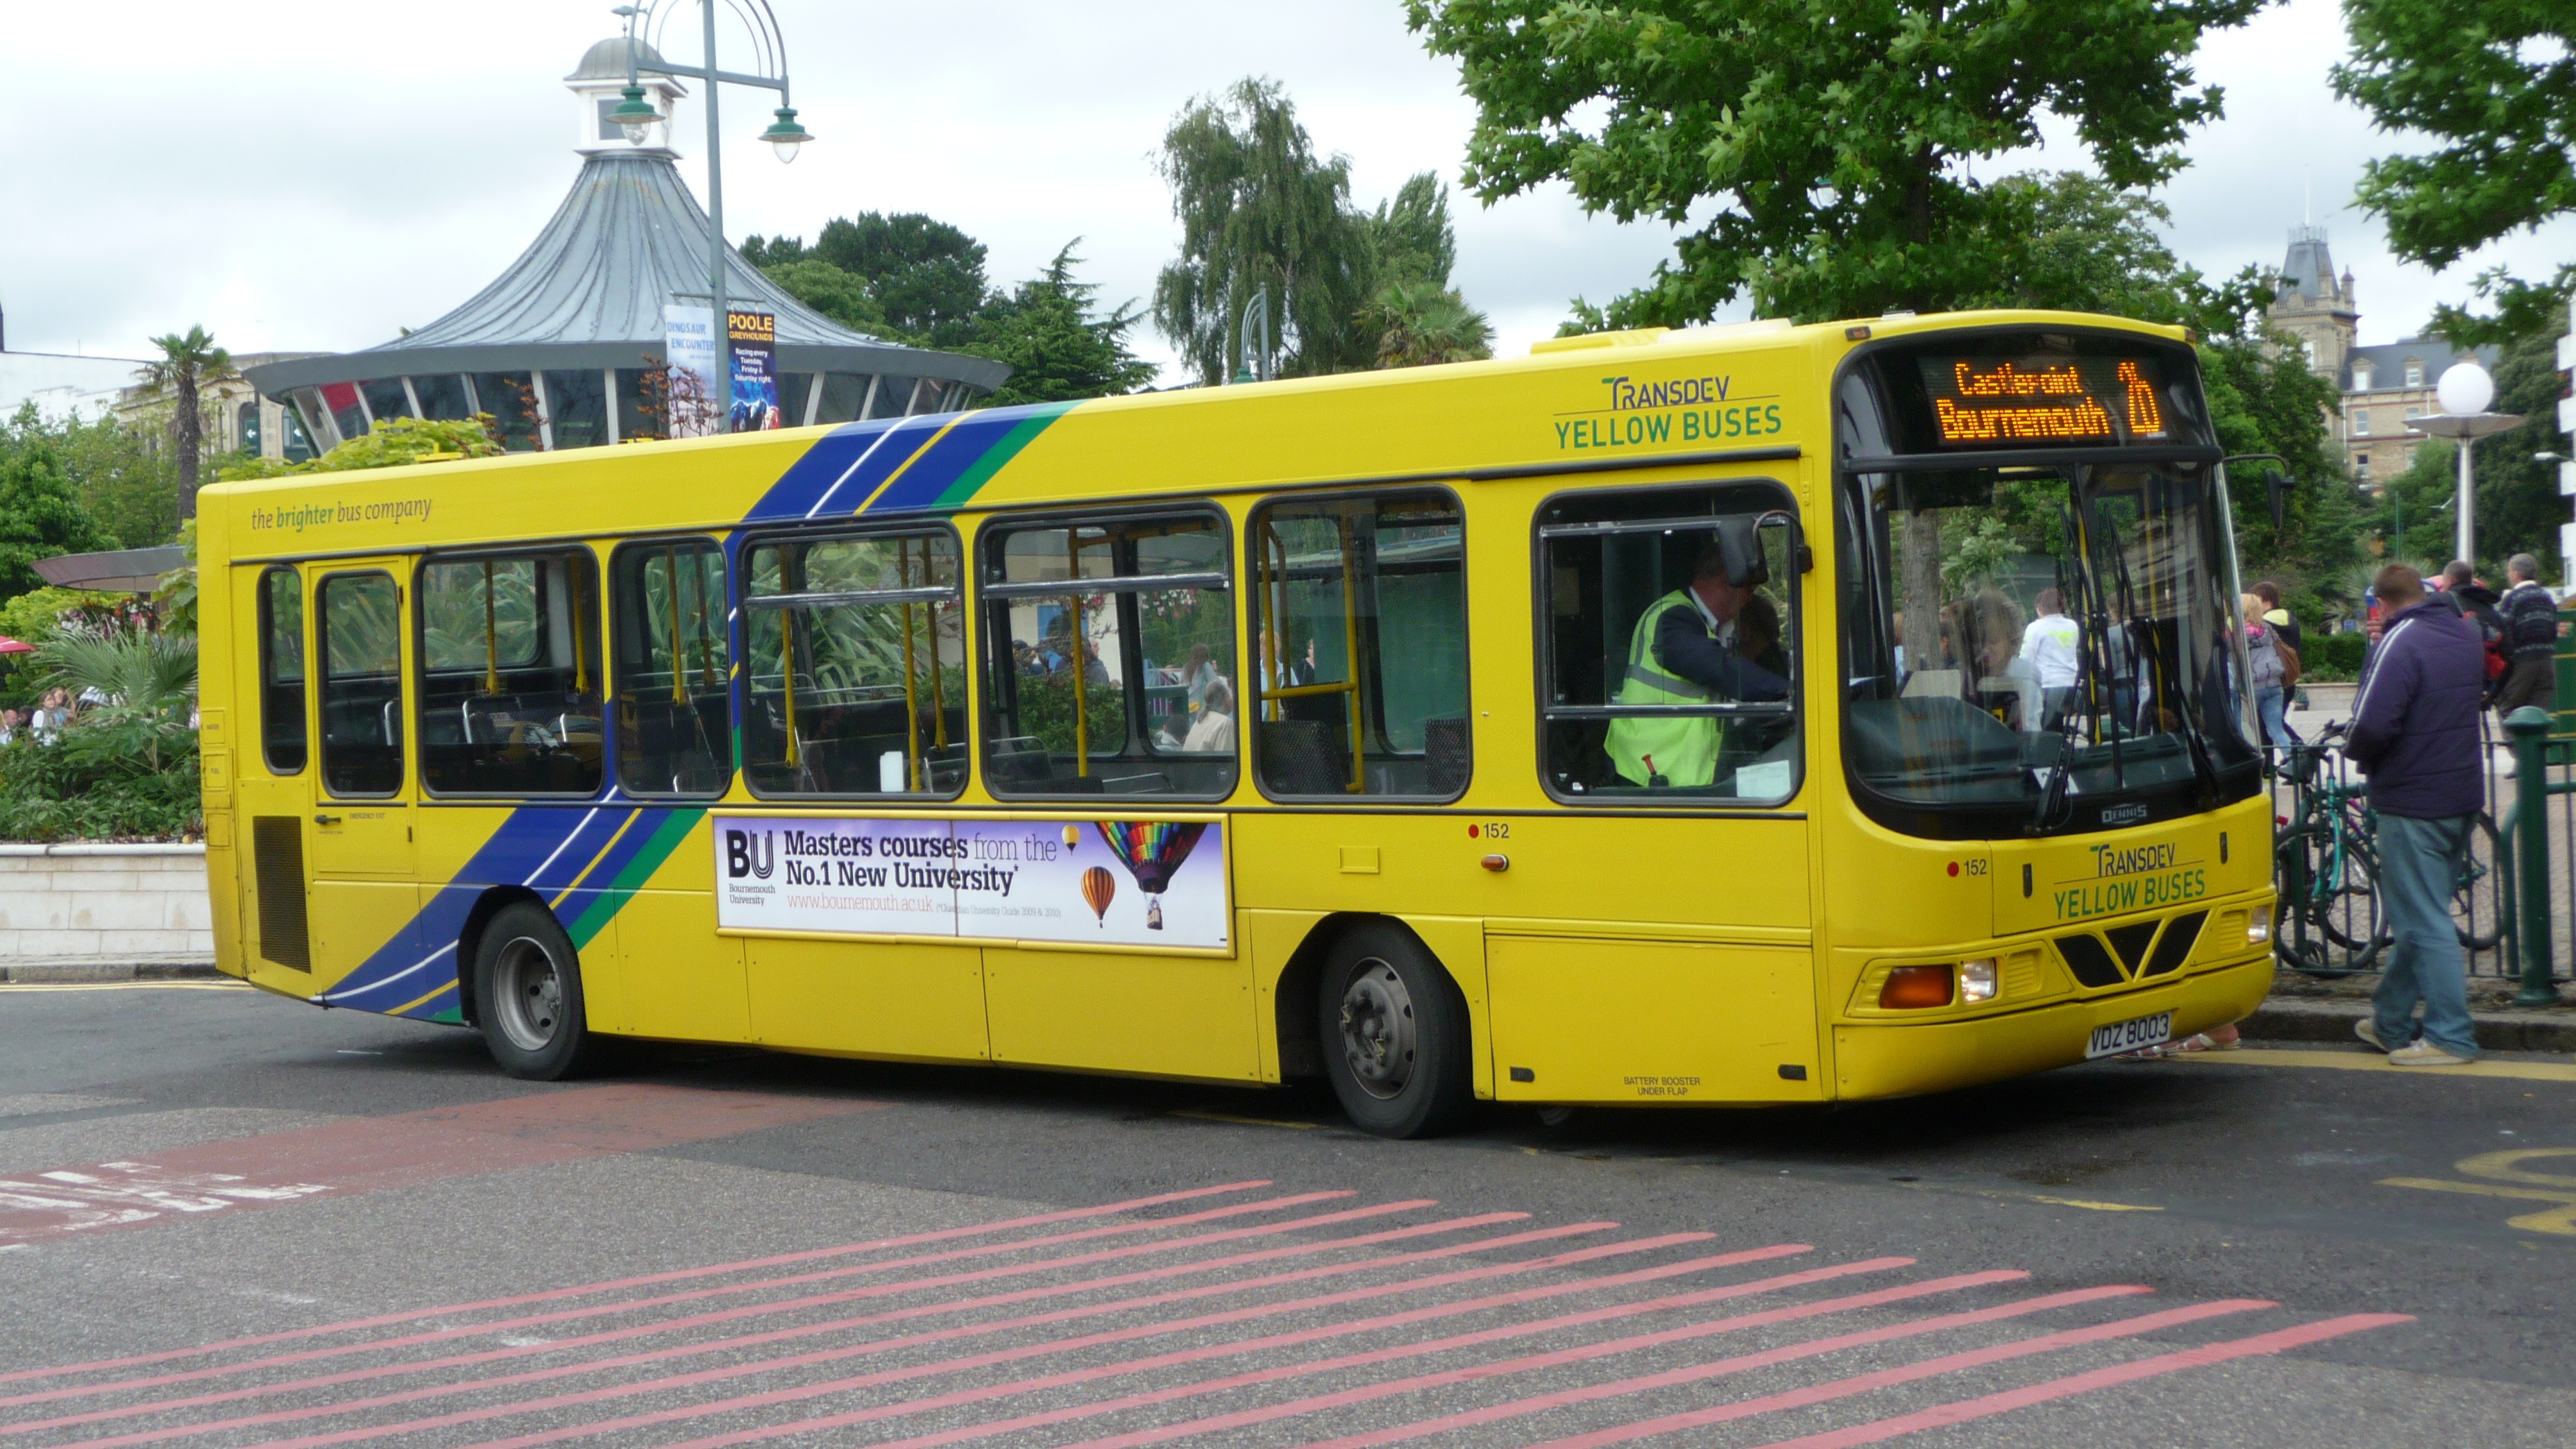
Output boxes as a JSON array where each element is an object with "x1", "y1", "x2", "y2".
[
  {"x1": 965, "y1": 244, "x2": 1160, "y2": 407},
  {"x1": 0, "y1": 433, "x2": 116, "y2": 604},
  {"x1": 1409, "y1": 0, "x2": 2264, "y2": 326},
  {"x1": 132, "y1": 326, "x2": 235, "y2": 522},
  {"x1": 1, "y1": 402, "x2": 179, "y2": 551},
  {"x1": 1362, "y1": 173, "x2": 1459, "y2": 292},
  {"x1": 2332, "y1": 1, "x2": 2575, "y2": 346},
  {"x1": 749, "y1": 213, "x2": 993, "y2": 346},
  {"x1": 1956, "y1": 172, "x2": 2267, "y2": 329},
  {"x1": 1362, "y1": 278, "x2": 1495, "y2": 368},
  {"x1": 1153, "y1": 78, "x2": 1377, "y2": 384}
]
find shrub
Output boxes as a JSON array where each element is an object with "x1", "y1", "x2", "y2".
[{"x1": 2305, "y1": 631, "x2": 2368, "y2": 681}]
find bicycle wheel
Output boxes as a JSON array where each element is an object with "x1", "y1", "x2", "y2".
[
  {"x1": 2273, "y1": 823, "x2": 2384, "y2": 975},
  {"x1": 2450, "y1": 811, "x2": 2505, "y2": 952}
]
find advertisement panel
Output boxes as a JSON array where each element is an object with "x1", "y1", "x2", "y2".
[
  {"x1": 661, "y1": 303, "x2": 717, "y2": 439},
  {"x1": 727, "y1": 307, "x2": 780, "y2": 432},
  {"x1": 714, "y1": 815, "x2": 1228, "y2": 949}
]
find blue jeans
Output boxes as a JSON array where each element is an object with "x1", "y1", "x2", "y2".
[
  {"x1": 2255, "y1": 687, "x2": 2294, "y2": 747},
  {"x1": 2372, "y1": 811, "x2": 2479, "y2": 1058}
]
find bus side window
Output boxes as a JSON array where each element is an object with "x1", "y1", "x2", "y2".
[
  {"x1": 1537, "y1": 482, "x2": 1802, "y2": 803},
  {"x1": 317, "y1": 573, "x2": 405, "y2": 798},
  {"x1": 414, "y1": 551, "x2": 604, "y2": 796},
  {"x1": 1248, "y1": 491, "x2": 1468, "y2": 798},
  {"x1": 979, "y1": 512, "x2": 1235, "y2": 799},
  {"x1": 259, "y1": 567, "x2": 306, "y2": 774},
  {"x1": 742, "y1": 529, "x2": 966, "y2": 798},
  {"x1": 611, "y1": 539, "x2": 734, "y2": 796}
]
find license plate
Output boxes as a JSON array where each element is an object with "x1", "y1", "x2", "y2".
[{"x1": 2086, "y1": 1011, "x2": 2174, "y2": 1059}]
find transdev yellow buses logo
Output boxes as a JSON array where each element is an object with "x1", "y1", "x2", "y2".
[
  {"x1": 1554, "y1": 373, "x2": 1785, "y2": 453},
  {"x1": 2052, "y1": 839, "x2": 2208, "y2": 922}
]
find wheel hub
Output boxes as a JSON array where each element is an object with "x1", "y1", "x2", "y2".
[
  {"x1": 1336, "y1": 959, "x2": 1416, "y2": 1100},
  {"x1": 491, "y1": 936, "x2": 564, "y2": 1053}
]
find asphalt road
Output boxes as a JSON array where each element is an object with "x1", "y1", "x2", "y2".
[{"x1": 3, "y1": 980, "x2": 2574, "y2": 1448}]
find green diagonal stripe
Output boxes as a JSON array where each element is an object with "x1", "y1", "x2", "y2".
[
  {"x1": 932, "y1": 401, "x2": 1077, "y2": 509},
  {"x1": 568, "y1": 808, "x2": 706, "y2": 949}
]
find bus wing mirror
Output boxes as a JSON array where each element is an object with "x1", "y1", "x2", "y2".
[
  {"x1": 1715, "y1": 516, "x2": 1768, "y2": 588},
  {"x1": 2264, "y1": 469, "x2": 2291, "y2": 535}
]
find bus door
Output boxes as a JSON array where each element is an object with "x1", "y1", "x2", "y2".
[
  {"x1": 233, "y1": 565, "x2": 317, "y2": 983},
  {"x1": 305, "y1": 563, "x2": 423, "y2": 986}
]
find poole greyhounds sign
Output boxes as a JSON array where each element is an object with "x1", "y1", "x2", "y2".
[{"x1": 715, "y1": 815, "x2": 1227, "y2": 949}]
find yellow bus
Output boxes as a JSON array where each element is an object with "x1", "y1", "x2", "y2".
[{"x1": 199, "y1": 310, "x2": 2276, "y2": 1137}]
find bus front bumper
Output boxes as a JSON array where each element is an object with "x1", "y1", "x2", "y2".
[{"x1": 1829, "y1": 952, "x2": 2275, "y2": 1100}]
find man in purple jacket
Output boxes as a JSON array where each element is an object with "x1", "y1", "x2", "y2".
[{"x1": 2346, "y1": 564, "x2": 2486, "y2": 1064}]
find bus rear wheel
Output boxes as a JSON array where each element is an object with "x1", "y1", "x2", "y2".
[
  {"x1": 1316, "y1": 924, "x2": 1472, "y2": 1139},
  {"x1": 473, "y1": 902, "x2": 604, "y2": 1081}
]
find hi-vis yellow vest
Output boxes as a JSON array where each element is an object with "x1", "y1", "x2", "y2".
[{"x1": 1607, "y1": 589, "x2": 1723, "y2": 788}]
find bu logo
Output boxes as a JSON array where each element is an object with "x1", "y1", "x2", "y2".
[{"x1": 725, "y1": 830, "x2": 776, "y2": 879}]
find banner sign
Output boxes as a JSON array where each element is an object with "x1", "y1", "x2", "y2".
[
  {"x1": 714, "y1": 815, "x2": 1228, "y2": 949},
  {"x1": 727, "y1": 307, "x2": 780, "y2": 432},
  {"x1": 661, "y1": 303, "x2": 718, "y2": 439}
]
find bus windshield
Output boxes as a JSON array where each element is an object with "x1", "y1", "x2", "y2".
[{"x1": 1834, "y1": 341, "x2": 2262, "y2": 840}]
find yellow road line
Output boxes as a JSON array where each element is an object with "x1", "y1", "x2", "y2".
[
  {"x1": 2024, "y1": 1194, "x2": 2163, "y2": 1212},
  {"x1": 1169, "y1": 1109, "x2": 1319, "y2": 1130},
  {"x1": 2174, "y1": 1047, "x2": 2576, "y2": 1083},
  {"x1": 0, "y1": 981, "x2": 251, "y2": 993}
]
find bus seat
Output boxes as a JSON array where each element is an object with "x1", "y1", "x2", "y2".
[{"x1": 1260, "y1": 718, "x2": 1349, "y2": 795}]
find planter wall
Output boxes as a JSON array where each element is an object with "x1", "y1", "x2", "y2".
[{"x1": 0, "y1": 844, "x2": 212, "y2": 960}]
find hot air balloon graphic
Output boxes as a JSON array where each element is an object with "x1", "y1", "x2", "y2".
[
  {"x1": 1095, "y1": 821, "x2": 1209, "y2": 931},
  {"x1": 1079, "y1": 866, "x2": 1116, "y2": 926}
]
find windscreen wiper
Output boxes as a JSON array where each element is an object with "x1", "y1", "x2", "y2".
[{"x1": 2099, "y1": 495, "x2": 2221, "y2": 810}]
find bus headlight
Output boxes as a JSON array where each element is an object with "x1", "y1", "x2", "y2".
[
  {"x1": 1879, "y1": 965, "x2": 1955, "y2": 1009},
  {"x1": 2246, "y1": 917, "x2": 2271, "y2": 944},
  {"x1": 1959, "y1": 959, "x2": 1999, "y2": 1003}
]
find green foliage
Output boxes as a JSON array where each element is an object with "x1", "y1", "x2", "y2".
[
  {"x1": 969, "y1": 245, "x2": 1162, "y2": 406},
  {"x1": 749, "y1": 213, "x2": 992, "y2": 347},
  {"x1": 1014, "y1": 677, "x2": 1126, "y2": 758},
  {"x1": 1, "y1": 402, "x2": 178, "y2": 551},
  {"x1": 2305, "y1": 629, "x2": 2367, "y2": 681},
  {"x1": 155, "y1": 521, "x2": 196, "y2": 636},
  {"x1": 1362, "y1": 173, "x2": 1459, "y2": 291},
  {"x1": 0, "y1": 587, "x2": 130, "y2": 648},
  {"x1": 1409, "y1": 0, "x2": 2264, "y2": 325},
  {"x1": 761, "y1": 256, "x2": 890, "y2": 334},
  {"x1": 1955, "y1": 173, "x2": 2272, "y2": 334},
  {"x1": 2332, "y1": 1, "x2": 2573, "y2": 348},
  {"x1": 0, "y1": 622, "x2": 201, "y2": 842},
  {"x1": 1153, "y1": 78, "x2": 1377, "y2": 383},
  {"x1": 217, "y1": 414, "x2": 502, "y2": 482},
  {"x1": 0, "y1": 429, "x2": 117, "y2": 604},
  {"x1": 1363, "y1": 278, "x2": 1495, "y2": 368},
  {"x1": 133, "y1": 325, "x2": 235, "y2": 520}
]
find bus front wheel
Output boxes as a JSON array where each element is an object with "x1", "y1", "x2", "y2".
[
  {"x1": 473, "y1": 902, "x2": 604, "y2": 1081},
  {"x1": 1316, "y1": 924, "x2": 1473, "y2": 1139}
]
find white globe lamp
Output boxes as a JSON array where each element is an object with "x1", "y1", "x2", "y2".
[{"x1": 2436, "y1": 361, "x2": 2495, "y2": 418}]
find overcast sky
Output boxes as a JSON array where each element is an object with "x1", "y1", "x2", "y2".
[{"x1": 2, "y1": 0, "x2": 2568, "y2": 383}]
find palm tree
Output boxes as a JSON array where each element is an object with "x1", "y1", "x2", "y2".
[
  {"x1": 1364, "y1": 279, "x2": 1495, "y2": 368},
  {"x1": 134, "y1": 326, "x2": 237, "y2": 523}
]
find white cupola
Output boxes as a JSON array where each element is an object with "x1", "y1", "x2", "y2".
[{"x1": 566, "y1": 37, "x2": 687, "y2": 157}]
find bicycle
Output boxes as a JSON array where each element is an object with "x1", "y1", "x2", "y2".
[{"x1": 2269, "y1": 723, "x2": 2502, "y2": 976}]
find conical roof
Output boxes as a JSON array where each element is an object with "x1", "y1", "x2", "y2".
[{"x1": 246, "y1": 151, "x2": 1005, "y2": 400}]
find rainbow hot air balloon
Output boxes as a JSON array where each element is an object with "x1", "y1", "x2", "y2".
[
  {"x1": 1080, "y1": 865, "x2": 1115, "y2": 926},
  {"x1": 1094, "y1": 820, "x2": 1208, "y2": 896}
]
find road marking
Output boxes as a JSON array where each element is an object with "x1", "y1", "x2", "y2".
[
  {"x1": 2380, "y1": 1147, "x2": 2576, "y2": 1235},
  {"x1": 1736, "y1": 1313, "x2": 2412, "y2": 1449},
  {"x1": 2022, "y1": 1195, "x2": 2162, "y2": 1213},
  {"x1": 2175, "y1": 1046, "x2": 2576, "y2": 1083},
  {"x1": 0, "y1": 1179, "x2": 1278, "y2": 1389},
  {"x1": 0, "y1": 982, "x2": 249, "y2": 994},
  {"x1": 0, "y1": 1163, "x2": 330, "y2": 1237},
  {"x1": 1169, "y1": 1109, "x2": 1318, "y2": 1130}
]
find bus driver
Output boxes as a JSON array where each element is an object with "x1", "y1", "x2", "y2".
[{"x1": 1607, "y1": 539, "x2": 1790, "y2": 788}]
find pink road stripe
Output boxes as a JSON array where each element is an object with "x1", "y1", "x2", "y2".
[
  {"x1": 0, "y1": 1179, "x2": 1271, "y2": 1387},
  {"x1": 28, "y1": 1214, "x2": 1587, "y2": 1449},
  {"x1": 1017, "y1": 1272, "x2": 2074, "y2": 1449},
  {"x1": 0, "y1": 1189, "x2": 1356, "y2": 1411},
  {"x1": 264, "y1": 1233, "x2": 1767, "y2": 1449},
  {"x1": 1740, "y1": 1312, "x2": 2415, "y2": 1449},
  {"x1": 1509, "y1": 1298, "x2": 2283, "y2": 1449},
  {"x1": 550, "y1": 1253, "x2": 1911, "y2": 1449},
  {"x1": 1293, "y1": 1285, "x2": 2168, "y2": 1449}
]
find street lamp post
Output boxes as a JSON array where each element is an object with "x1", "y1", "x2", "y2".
[
  {"x1": 2409, "y1": 361, "x2": 2523, "y2": 566},
  {"x1": 615, "y1": 0, "x2": 814, "y2": 432}
]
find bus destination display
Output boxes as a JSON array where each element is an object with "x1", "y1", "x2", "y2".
[{"x1": 1918, "y1": 355, "x2": 2169, "y2": 447}]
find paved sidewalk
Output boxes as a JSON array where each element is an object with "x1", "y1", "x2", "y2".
[{"x1": 2, "y1": 952, "x2": 222, "y2": 983}]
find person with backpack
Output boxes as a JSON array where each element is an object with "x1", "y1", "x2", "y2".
[
  {"x1": 2242, "y1": 593, "x2": 2294, "y2": 749},
  {"x1": 2493, "y1": 552, "x2": 2564, "y2": 716},
  {"x1": 2443, "y1": 559, "x2": 2512, "y2": 705}
]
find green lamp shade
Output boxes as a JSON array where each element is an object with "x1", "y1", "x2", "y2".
[
  {"x1": 609, "y1": 85, "x2": 660, "y2": 142},
  {"x1": 761, "y1": 106, "x2": 813, "y2": 162}
]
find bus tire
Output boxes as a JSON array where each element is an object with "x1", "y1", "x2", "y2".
[
  {"x1": 472, "y1": 902, "x2": 604, "y2": 1081},
  {"x1": 1316, "y1": 924, "x2": 1473, "y2": 1139}
]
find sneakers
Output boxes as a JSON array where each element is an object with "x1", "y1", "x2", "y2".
[
  {"x1": 2389, "y1": 1042, "x2": 2475, "y2": 1067},
  {"x1": 2354, "y1": 1019, "x2": 2384, "y2": 1050}
]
